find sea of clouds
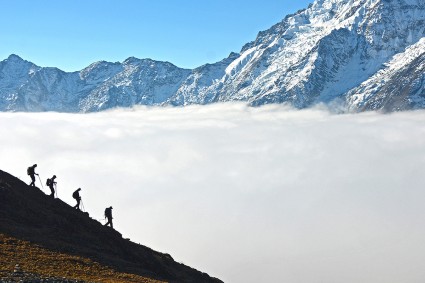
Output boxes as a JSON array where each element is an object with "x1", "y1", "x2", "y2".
[{"x1": 1, "y1": 103, "x2": 425, "y2": 283}]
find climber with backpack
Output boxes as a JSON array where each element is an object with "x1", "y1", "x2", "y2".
[
  {"x1": 104, "y1": 206, "x2": 113, "y2": 228},
  {"x1": 72, "y1": 188, "x2": 82, "y2": 210},
  {"x1": 46, "y1": 175, "x2": 57, "y2": 198},
  {"x1": 27, "y1": 164, "x2": 39, "y2": 187}
]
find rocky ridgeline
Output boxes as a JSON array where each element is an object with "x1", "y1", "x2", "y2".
[
  {"x1": 0, "y1": 170, "x2": 222, "y2": 283},
  {"x1": 0, "y1": 0, "x2": 423, "y2": 112}
]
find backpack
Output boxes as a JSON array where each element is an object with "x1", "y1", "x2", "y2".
[
  {"x1": 72, "y1": 191, "x2": 79, "y2": 199},
  {"x1": 27, "y1": 167, "x2": 32, "y2": 175},
  {"x1": 46, "y1": 178, "x2": 51, "y2": 186}
]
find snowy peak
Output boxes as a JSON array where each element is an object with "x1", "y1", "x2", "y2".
[
  {"x1": 5, "y1": 54, "x2": 25, "y2": 63},
  {"x1": 0, "y1": 54, "x2": 39, "y2": 78},
  {"x1": 80, "y1": 60, "x2": 123, "y2": 81},
  {"x1": 211, "y1": 0, "x2": 424, "y2": 109},
  {"x1": 78, "y1": 57, "x2": 191, "y2": 112},
  {"x1": 0, "y1": 0, "x2": 424, "y2": 112},
  {"x1": 0, "y1": 54, "x2": 41, "y2": 111}
]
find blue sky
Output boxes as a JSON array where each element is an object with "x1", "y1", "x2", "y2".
[{"x1": 0, "y1": 0, "x2": 312, "y2": 71}]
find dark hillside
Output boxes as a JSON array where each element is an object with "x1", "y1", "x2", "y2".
[{"x1": 0, "y1": 169, "x2": 222, "y2": 283}]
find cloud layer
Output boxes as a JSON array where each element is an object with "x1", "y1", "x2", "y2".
[{"x1": 1, "y1": 104, "x2": 425, "y2": 282}]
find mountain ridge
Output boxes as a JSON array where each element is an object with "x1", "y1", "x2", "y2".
[
  {"x1": 0, "y1": 169, "x2": 222, "y2": 283},
  {"x1": 0, "y1": 0, "x2": 424, "y2": 112}
]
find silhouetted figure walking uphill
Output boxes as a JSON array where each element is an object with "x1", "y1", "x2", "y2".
[
  {"x1": 0, "y1": 169, "x2": 223, "y2": 283},
  {"x1": 72, "y1": 188, "x2": 82, "y2": 210},
  {"x1": 104, "y1": 206, "x2": 113, "y2": 228},
  {"x1": 24, "y1": 165, "x2": 119, "y2": 230},
  {"x1": 27, "y1": 164, "x2": 38, "y2": 187},
  {"x1": 46, "y1": 175, "x2": 57, "y2": 198}
]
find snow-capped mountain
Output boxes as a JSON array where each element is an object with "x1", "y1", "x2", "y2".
[
  {"x1": 0, "y1": 55, "x2": 191, "y2": 112},
  {"x1": 0, "y1": 0, "x2": 424, "y2": 112},
  {"x1": 169, "y1": 0, "x2": 424, "y2": 110},
  {"x1": 345, "y1": 37, "x2": 425, "y2": 111}
]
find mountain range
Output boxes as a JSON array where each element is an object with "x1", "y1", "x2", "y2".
[{"x1": 0, "y1": 0, "x2": 424, "y2": 112}]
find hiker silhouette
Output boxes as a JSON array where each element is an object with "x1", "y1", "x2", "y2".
[
  {"x1": 104, "y1": 206, "x2": 113, "y2": 228},
  {"x1": 27, "y1": 164, "x2": 38, "y2": 187},
  {"x1": 46, "y1": 175, "x2": 57, "y2": 198},
  {"x1": 72, "y1": 188, "x2": 82, "y2": 210}
]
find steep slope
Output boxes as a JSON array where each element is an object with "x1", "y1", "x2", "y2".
[
  {"x1": 0, "y1": 169, "x2": 222, "y2": 283},
  {"x1": 0, "y1": 0, "x2": 424, "y2": 112},
  {"x1": 345, "y1": 37, "x2": 425, "y2": 111},
  {"x1": 0, "y1": 233, "x2": 162, "y2": 282},
  {"x1": 168, "y1": 53, "x2": 241, "y2": 105},
  {"x1": 198, "y1": 0, "x2": 424, "y2": 108},
  {"x1": 15, "y1": 68, "x2": 83, "y2": 112}
]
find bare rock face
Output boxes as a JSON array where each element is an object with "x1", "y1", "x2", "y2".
[{"x1": 0, "y1": 0, "x2": 424, "y2": 112}]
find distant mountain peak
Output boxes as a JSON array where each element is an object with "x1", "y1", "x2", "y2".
[
  {"x1": 0, "y1": 0, "x2": 424, "y2": 112},
  {"x1": 123, "y1": 56, "x2": 143, "y2": 65},
  {"x1": 2, "y1": 54, "x2": 36, "y2": 69},
  {"x1": 6, "y1": 54, "x2": 23, "y2": 61}
]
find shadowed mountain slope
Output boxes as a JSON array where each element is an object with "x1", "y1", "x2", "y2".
[{"x1": 0, "y1": 169, "x2": 222, "y2": 283}]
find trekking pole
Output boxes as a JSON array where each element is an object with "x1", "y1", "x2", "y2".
[
  {"x1": 80, "y1": 199, "x2": 85, "y2": 212},
  {"x1": 37, "y1": 175, "x2": 44, "y2": 190}
]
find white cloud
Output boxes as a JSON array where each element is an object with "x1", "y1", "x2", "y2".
[{"x1": 1, "y1": 103, "x2": 425, "y2": 283}]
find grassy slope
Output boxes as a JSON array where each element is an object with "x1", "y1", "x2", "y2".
[{"x1": 0, "y1": 233, "x2": 163, "y2": 283}]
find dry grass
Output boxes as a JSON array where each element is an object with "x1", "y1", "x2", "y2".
[{"x1": 0, "y1": 233, "x2": 165, "y2": 283}]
